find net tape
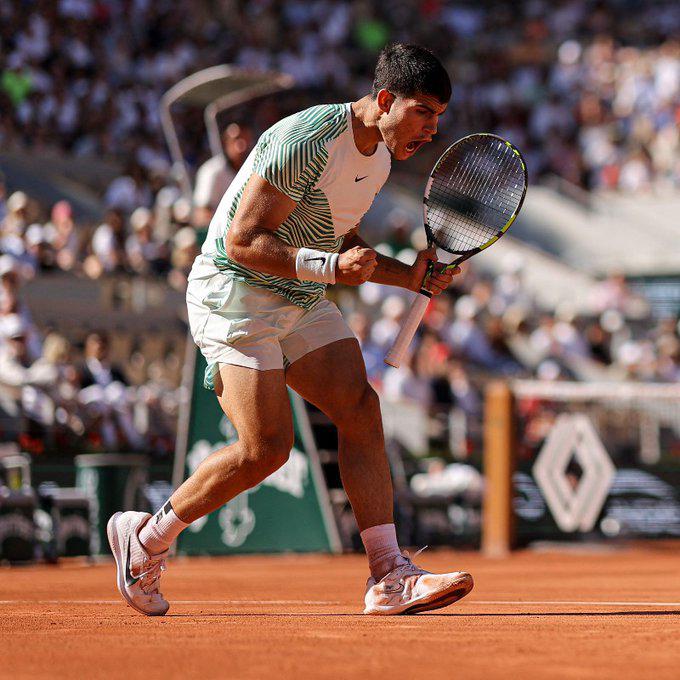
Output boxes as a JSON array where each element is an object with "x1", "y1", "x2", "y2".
[
  {"x1": 425, "y1": 136, "x2": 526, "y2": 253},
  {"x1": 511, "y1": 380, "x2": 680, "y2": 440}
]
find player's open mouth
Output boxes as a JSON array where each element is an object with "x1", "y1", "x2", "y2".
[{"x1": 406, "y1": 139, "x2": 429, "y2": 153}]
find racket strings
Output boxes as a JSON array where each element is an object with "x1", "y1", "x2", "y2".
[
  {"x1": 426, "y1": 137, "x2": 525, "y2": 253},
  {"x1": 443, "y1": 139, "x2": 523, "y2": 213},
  {"x1": 430, "y1": 144, "x2": 521, "y2": 245}
]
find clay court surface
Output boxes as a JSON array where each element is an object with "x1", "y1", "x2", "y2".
[{"x1": 2, "y1": 543, "x2": 679, "y2": 679}]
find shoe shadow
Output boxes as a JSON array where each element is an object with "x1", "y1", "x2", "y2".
[{"x1": 167, "y1": 613, "x2": 360, "y2": 618}]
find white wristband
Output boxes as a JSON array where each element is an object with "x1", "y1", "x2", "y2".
[{"x1": 295, "y1": 248, "x2": 339, "y2": 284}]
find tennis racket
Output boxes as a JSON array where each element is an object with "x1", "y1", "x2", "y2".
[{"x1": 384, "y1": 133, "x2": 528, "y2": 368}]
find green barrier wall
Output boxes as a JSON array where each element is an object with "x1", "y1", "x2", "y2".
[{"x1": 75, "y1": 454, "x2": 149, "y2": 555}]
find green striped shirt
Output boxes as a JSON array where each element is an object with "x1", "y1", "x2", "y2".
[{"x1": 200, "y1": 103, "x2": 391, "y2": 308}]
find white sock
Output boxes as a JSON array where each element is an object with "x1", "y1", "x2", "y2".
[
  {"x1": 138, "y1": 501, "x2": 189, "y2": 556},
  {"x1": 360, "y1": 523, "x2": 403, "y2": 581}
]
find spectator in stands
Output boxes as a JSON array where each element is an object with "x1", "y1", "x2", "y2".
[
  {"x1": 347, "y1": 311, "x2": 384, "y2": 384},
  {"x1": 382, "y1": 351, "x2": 432, "y2": 407},
  {"x1": 382, "y1": 207, "x2": 415, "y2": 256},
  {"x1": 446, "y1": 360, "x2": 482, "y2": 419},
  {"x1": 0, "y1": 171, "x2": 7, "y2": 224},
  {"x1": 446, "y1": 295, "x2": 500, "y2": 369},
  {"x1": 78, "y1": 331, "x2": 144, "y2": 451},
  {"x1": 0, "y1": 254, "x2": 19, "y2": 317},
  {"x1": 152, "y1": 172, "x2": 183, "y2": 243},
  {"x1": 589, "y1": 270, "x2": 648, "y2": 316},
  {"x1": 484, "y1": 315, "x2": 523, "y2": 373},
  {"x1": 104, "y1": 162, "x2": 152, "y2": 213},
  {"x1": 1, "y1": 191, "x2": 29, "y2": 247},
  {"x1": 192, "y1": 123, "x2": 253, "y2": 228},
  {"x1": 0, "y1": 315, "x2": 32, "y2": 405},
  {"x1": 585, "y1": 319, "x2": 613, "y2": 365},
  {"x1": 24, "y1": 222, "x2": 54, "y2": 272},
  {"x1": 167, "y1": 226, "x2": 198, "y2": 292},
  {"x1": 84, "y1": 209, "x2": 127, "y2": 278},
  {"x1": 125, "y1": 207, "x2": 169, "y2": 277},
  {"x1": 0, "y1": 314, "x2": 35, "y2": 438},
  {"x1": 0, "y1": 254, "x2": 41, "y2": 360},
  {"x1": 0, "y1": 313, "x2": 58, "y2": 437},
  {"x1": 19, "y1": 332, "x2": 84, "y2": 440},
  {"x1": 45, "y1": 200, "x2": 79, "y2": 272},
  {"x1": 655, "y1": 318, "x2": 680, "y2": 382},
  {"x1": 371, "y1": 295, "x2": 406, "y2": 350},
  {"x1": 79, "y1": 331, "x2": 127, "y2": 389}
]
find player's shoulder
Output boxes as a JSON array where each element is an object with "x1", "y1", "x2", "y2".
[{"x1": 264, "y1": 103, "x2": 349, "y2": 147}]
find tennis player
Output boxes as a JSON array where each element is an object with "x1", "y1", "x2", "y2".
[{"x1": 108, "y1": 43, "x2": 473, "y2": 616}]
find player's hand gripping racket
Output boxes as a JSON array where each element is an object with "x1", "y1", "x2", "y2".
[{"x1": 385, "y1": 133, "x2": 528, "y2": 368}]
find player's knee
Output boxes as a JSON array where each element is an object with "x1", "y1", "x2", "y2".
[
  {"x1": 265, "y1": 446, "x2": 291, "y2": 475},
  {"x1": 243, "y1": 428, "x2": 293, "y2": 472},
  {"x1": 358, "y1": 384, "x2": 380, "y2": 417},
  {"x1": 335, "y1": 383, "x2": 381, "y2": 431}
]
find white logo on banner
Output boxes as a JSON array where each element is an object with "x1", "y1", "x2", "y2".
[
  {"x1": 533, "y1": 414, "x2": 615, "y2": 532},
  {"x1": 219, "y1": 494, "x2": 256, "y2": 547},
  {"x1": 261, "y1": 448, "x2": 308, "y2": 498}
]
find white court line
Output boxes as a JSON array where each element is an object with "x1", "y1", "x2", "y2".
[
  {"x1": 0, "y1": 599, "x2": 341, "y2": 606},
  {"x1": 1, "y1": 599, "x2": 678, "y2": 607},
  {"x1": 472, "y1": 601, "x2": 680, "y2": 607}
]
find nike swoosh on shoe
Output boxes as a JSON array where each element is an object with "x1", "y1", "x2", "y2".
[
  {"x1": 124, "y1": 538, "x2": 139, "y2": 587},
  {"x1": 384, "y1": 581, "x2": 405, "y2": 593}
]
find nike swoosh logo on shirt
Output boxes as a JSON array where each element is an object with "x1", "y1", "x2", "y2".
[{"x1": 355, "y1": 175, "x2": 368, "y2": 182}]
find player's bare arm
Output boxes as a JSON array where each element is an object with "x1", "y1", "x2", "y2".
[
  {"x1": 224, "y1": 174, "x2": 300, "y2": 279},
  {"x1": 226, "y1": 175, "x2": 376, "y2": 285},
  {"x1": 342, "y1": 228, "x2": 458, "y2": 294}
]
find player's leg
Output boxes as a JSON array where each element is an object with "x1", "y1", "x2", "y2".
[
  {"x1": 285, "y1": 324, "x2": 473, "y2": 615},
  {"x1": 286, "y1": 338, "x2": 404, "y2": 584},
  {"x1": 107, "y1": 363, "x2": 292, "y2": 616},
  {"x1": 286, "y1": 338, "x2": 393, "y2": 532}
]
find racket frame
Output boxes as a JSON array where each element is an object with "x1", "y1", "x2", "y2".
[
  {"x1": 423, "y1": 133, "x2": 528, "y2": 274},
  {"x1": 384, "y1": 133, "x2": 528, "y2": 368}
]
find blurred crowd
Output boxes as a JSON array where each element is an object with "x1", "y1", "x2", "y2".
[
  {"x1": 342, "y1": 223, "x2": 679, "y2": 429},
  {"x1": 0, "y1": 294, "x2": 181, "y2": 455},
  {"x1": 0, "y1": 226, "x2": 180, "y2": 455},
  {"x1": 4, "y1": 177, "x2": 677, "y2": 457},
  {"x1": 0, "y1": 0, "x2": 678, "y2": 193},
  {"x1": 0, "y1": 174, "x2": 200, "y2": 290},
  {"x1": 1, "y1": 0, "x2": 679, "y2": 458}
]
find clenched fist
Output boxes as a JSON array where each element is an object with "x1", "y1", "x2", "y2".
[
  {"x1": 336, "y1": 246, "x2": 377, "y2": 285},
  {"x1": 409, "y1": 247, "x2": 460, "y2": 295}
]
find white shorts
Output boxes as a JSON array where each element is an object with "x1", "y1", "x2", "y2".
[{"x1": 186, "y1": 258, "x2": 355, "y2": 386}]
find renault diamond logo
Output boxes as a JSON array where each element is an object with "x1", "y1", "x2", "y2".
[{"x1": 533, "y1": 414, "x2": 615, "y2": 533}]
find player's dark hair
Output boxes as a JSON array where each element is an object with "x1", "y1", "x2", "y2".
[{"x1": 372, "y1": 43, "x2": 451, "y2": 104}]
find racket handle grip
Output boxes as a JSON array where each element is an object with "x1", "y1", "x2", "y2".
[{"x1": 384, "y1": 292, "x2": 431, "y2": 368}]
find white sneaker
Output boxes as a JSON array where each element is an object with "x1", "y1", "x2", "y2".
[
  {"x1": 363, "y1": 550, "x2": 473, "y2": 615},
  {"x1": 107, "y1": 511, "x2": 170, "y2": 616}
]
